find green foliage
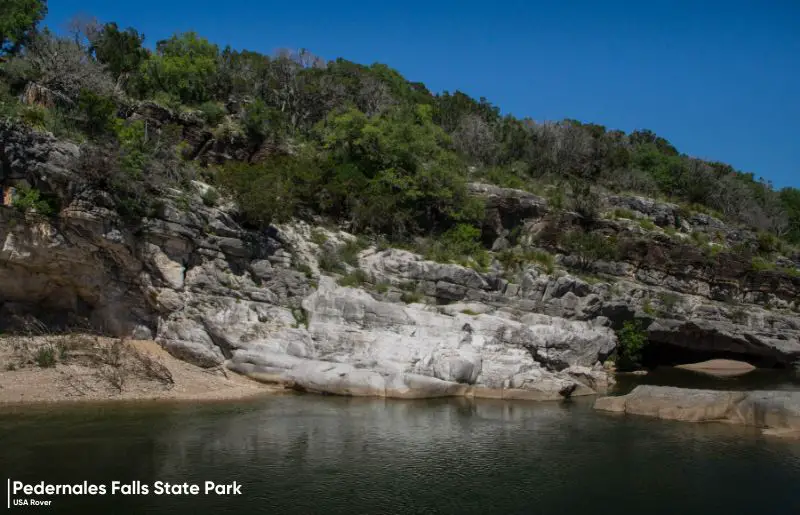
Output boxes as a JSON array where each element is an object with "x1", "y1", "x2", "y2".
[
  {"x1": 496, "y1": 248, "x2": 555, "y2": 275},
  {"x1": 76, "y1": 89, "x2": 117, "y2": 137},
  {"x1": 374, "y1": 282, "x2": 390, "y2": 294},
  {"x1": 756, "y1": 231, "x2": 780, "y2": 255},
  {"x1": 291, "y1": 308, "x2": 309, "y2": 329},
  {"x1": 751, "y1": 256, "x2": 776, "y2": 272},
  {"x1": 612, "y1": 208, "x2": 636, "y2": 220},
  {"x1": 197, "y1": 101, "x2": 226, "y2": 126},
  {"x1": 114, "y1": 119, "x2": 149, "y2": 178},
  {"x1": 337, "y1": 269, "x2": 369, "y2": 288},
  {"x1": 216, "y1": 157, "x2": 321, "y2": 227},
  {"x1": 642, "y1": 297, "x2": 655, "y2": 316},
  {"x1": 90, "y1": 22, "x2": 148, "y2": 80},
  {"x1": 780, "y1": 187, "x2": 800, "y2": 244},
  {"x1": 339, "y1": 238, "x2": 368, "y2": 267},
  {"x1": 562, "y1": 231, "x2": 617, "y2": 270},
  {"x1": 638, "y1": 219, "x2": 656, "y2": 231},
  {"x1": 11, "y1": 185, "x2": 54, "y2": 215},
  {"x1": 658, "y1": 292, "x2": 681, "y2": 315},
  {"x1": 137, "y1": 32, "x2": 219, "y2": 104},
  {"x1": 33, "y1": 344, "x2": 57, "y2": 368},
  {"x1": 400, "y1": 290, "x2": 425, "y2": 304},
  {"x1": 0, "y1": 0, "x2": 46, "y2": 54},
  {"x1": 569, "y1": 181, "x2": 600, "y2": 221},
  {"x1": 318, "y1": 105, "x2": 483, "y2": 238},
  {"x1": 310, "y1": 229, "x2": 328, "y2": 246},
  {"x1": 690, "y1": 231, "x2": 710, "y2": 247},
  {"x1": 615, "y1": 320, "x2": 648, "y2": 371},
  {"x1": 316, "y1": 239, "x2": 368, "y2": 274},
  {"x1": 243, "y1": 98, "x2": 282, "y2": 143},
  {"x1": 425, "y1": 223, "x2": 487, "y2": 269},
  {"x1": 295, "y1": 263, "x2": 314, "y2": 279},
  {"x1": 460, "y1": 309, "x2": 480, "y2": 316},
  {"x1": 18, "y1": 104, "x2": 47, "y2": 128},
  {"x1": 318, "y1": 247, "x2": 345, "y2": 274},
  {"x1": 201, "y1": 188, "x2": 219, "y2": 207}
]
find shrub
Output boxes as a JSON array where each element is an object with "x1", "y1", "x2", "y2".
[
  {"x1": 198, "y1": 101, "x2": 226, "y2": 125},
  {"x1": 642, "y1": 297, "x2": 655, "y2": 315},
  {"x1": 201, "y1": 188, "x2": 219, "y2": 207},
  {"x1": 11, "y1": 186, "x2": 55, "y2": 216},
  {"x1": 318, "y1": 247, "x2": 345, "y2": 274},
  {"x1": 296, "y1": 263, "x2": 314, "y2": 279},
  {"x1": 612, "y1": 208, "x2": 636, "y2": 220},
  {"x1": 310, "y1": 229, "x2": 328, "y2": 246},
  {"x1": 751, "y1": 257, "x2": 775, "y2": 272},
  {"x1": 638, "y1": 219, "x2": 656, "y2": 231},
  {"x1": 340, "y1": 238, "x2": 368, "y2": 267},
  {"x1": 756, "y1": 231, "x2": 780, "y2": 254},
  {"x1": 690, "y1": 231, "x2": 710, "y2": 246},
  {"x1": 616, "y1": 320, "x2": 648, "y2": 371},
  {"x1": 19, "y1": 104, "x2": 48, "y2": 128},
  {"x1": 401, "y1": 291, "x2": 425, "y2": 304},
  {"x1": 658, "y1": 292, "x2": 681, "y2": 315},
  {"x1": 562, "y1": 230, "x2": 617, "y2": 270},
  {"x1": 337, "y1": 269, "x2": 369, "y2": 287},
  {"x1": 569, "y1": 181, "x2": 600, "y2": 221},
  {"x1": 33, "y1": 345, "x2": 57, "y2": 368},
  {"x1": 292, "y1": 308, "x2": 309, "y2": 329},
  {"x1": 496, "y1": 248, "x2": 555, "y2": 275},
  {"x1": 425, "y1": 223, "x2": 488, "y2": 269},
  {"x1": 76, "y1": 89, "x2": 117, "y2": 137}
]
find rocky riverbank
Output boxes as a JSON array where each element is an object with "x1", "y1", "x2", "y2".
[{"x1": 1, "y1": 120, "x2": 799, "y2": 402}]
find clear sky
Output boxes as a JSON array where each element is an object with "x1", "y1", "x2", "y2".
[{"x1": 44, "y1": 0, "x2": 799, "y2": 188}]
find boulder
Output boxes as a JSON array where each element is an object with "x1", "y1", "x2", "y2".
[
  {"x1": 675, "y1": 359, "x2": 756, "y2": 377},
  {"x1": 595, "y1": 385, "x2": 800, "y2": 436}
]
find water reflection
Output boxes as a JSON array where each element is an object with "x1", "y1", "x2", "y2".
[{"x1": 1, "y1": 395, "x2": 799, "y2": 515}]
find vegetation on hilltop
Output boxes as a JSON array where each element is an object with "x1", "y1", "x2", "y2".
[{"x1": 1, "y1": 0, "x2": 799, "y2": 256}]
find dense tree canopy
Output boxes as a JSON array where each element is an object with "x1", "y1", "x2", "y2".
[
  {"x1": 0, "y1": 0, "x2": 798, "y2": 247},
  {"x1": 0, "y1": 0, "x2": 46, "y2": 55}
]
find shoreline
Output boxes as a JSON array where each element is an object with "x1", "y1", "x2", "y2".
[{"x1": 0, "y1": 336, "x2": 284, "y2": 406}]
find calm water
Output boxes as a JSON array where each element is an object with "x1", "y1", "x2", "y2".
[{"x1": 1, "y1": 388, "x2": 800, "y2": 515}]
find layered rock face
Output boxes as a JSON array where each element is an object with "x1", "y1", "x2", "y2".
[
  {"x1": 0, "y1": 122, "x2": 617, "y2": 400},
  {"x1": 224, "y1": 277, "x2": 615, "y2": 399},
  {"x1": 2, "y1": 121, "x2": 800, "y2": 403},
  {"x1": 595, "y1": 385, "x2": 800, "y2": 436}
]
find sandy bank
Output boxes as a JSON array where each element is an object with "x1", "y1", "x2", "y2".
[{"x1": 0, "y1": 335, "x2": 281, "y2": 404}]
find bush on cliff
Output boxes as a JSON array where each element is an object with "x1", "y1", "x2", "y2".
[{"x1": 615, "y1": 320, "x2": 648, "y2": 371}]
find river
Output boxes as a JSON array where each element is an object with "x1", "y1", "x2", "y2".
[{"x1": 1, "y1": 369, "x2": 799, "y2": 514}]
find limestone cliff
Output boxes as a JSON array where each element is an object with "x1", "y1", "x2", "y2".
[{"x1": 1, "y1": 120, "x2": 799, "y2": 402}]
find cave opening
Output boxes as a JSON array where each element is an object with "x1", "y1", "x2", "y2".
[{"x1": 640, "y1": 340, "x2": 786, "y2": 370}]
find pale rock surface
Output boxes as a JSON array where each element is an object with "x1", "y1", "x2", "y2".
[{"x1": 595, "y1": 385, "x2": 800, "y2": 436}]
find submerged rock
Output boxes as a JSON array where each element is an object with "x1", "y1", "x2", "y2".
[{"x1": 594, "y1": 385, "x2": 800, "y2": 437}]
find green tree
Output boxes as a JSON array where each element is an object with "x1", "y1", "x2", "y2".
[
  {"x1": 76, "y1": 89, "x2": 116, "y2": 137},
  {"x1": 137, "y1": 32, "x2": 219, "y2": 104},
  {"x1": 90, "y1": 22, "x2": 148, "y2": 83},
  {"x1": 319, "y1": 104, "x2": 482, "y2": 237},
  {"x1": 0, "y1": 0, "x2": 46, "y2": 55},
  {"x1": 780, "y1": 187, "x2": 800, "y2": 244}
]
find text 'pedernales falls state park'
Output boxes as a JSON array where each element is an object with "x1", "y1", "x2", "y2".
[{"x1": 0, "y1": 1, "x2": 799, "y2": 514}]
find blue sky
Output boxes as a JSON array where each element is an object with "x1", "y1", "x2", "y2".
[{"x1": 45, "y1": 0, "x2": 799, "y2": 188}]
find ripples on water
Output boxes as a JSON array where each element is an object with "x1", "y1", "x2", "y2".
[{"x1": 1, "y1": 393, "x2": 799, "y2": 514}]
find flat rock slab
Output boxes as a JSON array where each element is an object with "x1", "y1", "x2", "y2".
[
  {"x1": 675, "y1": 359, "x2": 756, "y2": 377},
  {"x1": 595, "y1": 385, "x2": 800, "y2": 437}
]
